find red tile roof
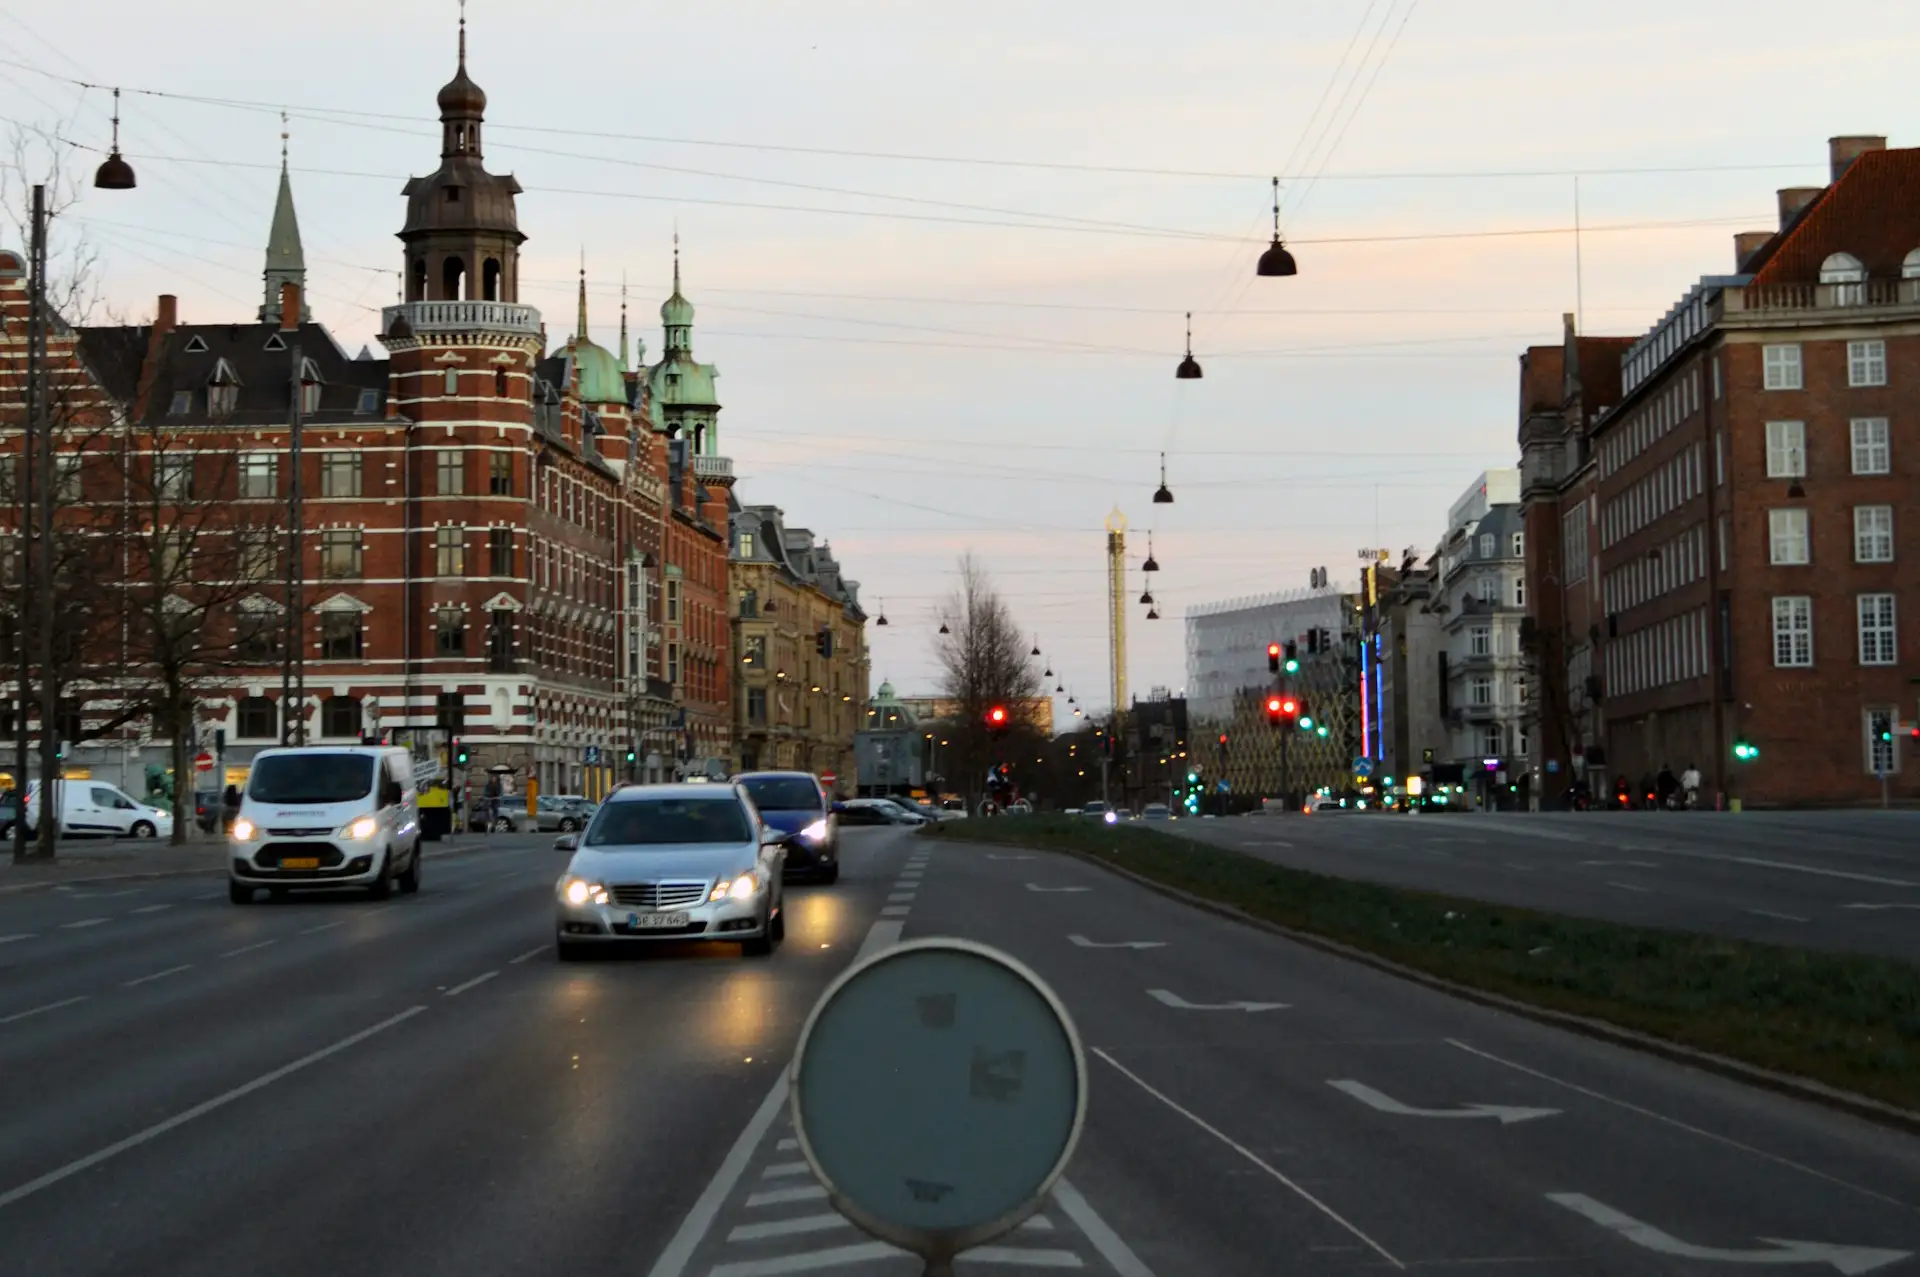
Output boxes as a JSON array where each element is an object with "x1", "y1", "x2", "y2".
[{"x1": 1747, "y1": 146, "x2": 1920, "y2": 285}]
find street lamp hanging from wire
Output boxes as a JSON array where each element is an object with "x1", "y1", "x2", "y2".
[
  {"x1": 1255, "y1": 176, "x2": 1297, "y2": 277},
  {"x1": 1153, "y1": 453, "x2": 1174, "y2": 504},
  {"x1": 93, "y1": 88, "x2": 138, "y2": 190},
  {"x1": 1174, "y1": 312, "x2": 1202, "y2": 380}
]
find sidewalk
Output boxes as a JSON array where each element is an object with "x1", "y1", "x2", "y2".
[{"x1": 0, "y1": 832, "x2": 494, "y2": 894}]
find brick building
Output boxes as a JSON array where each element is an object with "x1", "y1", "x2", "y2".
[
  {"x1": 2, "y1": 22, "x2": 737, "y2": 799},
  {"x1": 1525, "y1": 135, "x2": 1920, "y2": 807}
]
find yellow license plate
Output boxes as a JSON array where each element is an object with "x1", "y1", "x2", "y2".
[{"x1": 280, "y1": 857, "x2": 321, "y2": 870}]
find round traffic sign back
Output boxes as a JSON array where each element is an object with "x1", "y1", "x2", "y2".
[
  {"x1": 194, "y1": 752, "x2": 214, "y2": 773},
  {"x1": 790, "y1": 939, "x2": 1085, "y2": 1265}
]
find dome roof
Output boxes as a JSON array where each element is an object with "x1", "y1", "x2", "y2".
[
  {"x1": 661, "y1": 287, "x2": 694, "y2": 328},
  {"x1": 649, "y1": 350, "x2": 720, "y2": 409},
  {"x1": 876, "y1": 680, "x2": 896, "y2": 700},
  {"x1": 438, "y1": 66, "x2": 486, "y2": 116},
  {"x1": 570, "y1": 337, "x2": 627, "y2": 405}
]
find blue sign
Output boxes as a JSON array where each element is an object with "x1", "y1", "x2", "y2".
[
  {"x1": 585, "y1": 745, "x2": 601, "y2": 764},
  {"x1": 1352, "y1": 757, "x2": 1373, "y2": 777}
]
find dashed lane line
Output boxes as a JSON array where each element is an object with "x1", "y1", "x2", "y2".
[
  {"x1": 0, "y1": 995, "x2": 89, "y2": 1026},
  {"x1": 1605, "y1": 881, "x2": 1650, "y2": 894},
  {"x1": 743, "y1": 1185, "x2": 827, "y2": 1208},
  {"x1": 128, "y1": 903, "x2": 172, "y2": 915},
  {"x1": 886, "y1": 892, "x2": 916, "y2": 904},
  {"x1": 758, "y1": 1161, "x2": 811, "y2": 1178},
  {"x1": 60, "y1": 918, "x2": 109, "y2": 929},
  {"x1": 0, "y1": 933, "x2": 32, "y2": 944},
  {"x1": 1744, "y1": 908, "x2": 1809, "y2": 923},
  {"x1": 123, "y1": 964, "x2": 192, "y2": 988},
  {"x1": 298, "y1": 921, "x2": 345, "y2": 935},
  {"x1": 444, "y1": 970, "x2": 499, "y2": 998},
  {"x1": 878, "y1": 905, "x2": 910, "y2": 918},
  {"x1": 221, "y1": 939, "x2": 277, "y2": 958},
  {"x1": 508, "y1": 944, "x2": 549, "y2": 964}
]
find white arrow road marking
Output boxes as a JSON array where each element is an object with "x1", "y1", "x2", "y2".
[
  {"x1": 1027, "y1": 884, "x2": 1091, "y2": 893},
  {"x1": 1068, "y1": 934, "x2": 1166, "y2": 950},
  {"x1": 1328, "y1": 1079, "x2": 1558, "y2": 1124},
  {"x1": 1548, "y1": 1193, "x2": 1910, "y2": 1273},
  {"x1": 1842, "y1": 902, "x2": 1920, "y2": 911},
  {"x1": 1148, "y1": 988, "x2": 1287, "y2": 1012}
]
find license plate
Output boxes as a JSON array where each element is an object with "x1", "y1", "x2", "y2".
[
  {"x1": 628, "y1": 911, "x2": 689, "y2": 930},
  {"x1": 280, "y1": 857, "x2": 321, "y2": 870}
]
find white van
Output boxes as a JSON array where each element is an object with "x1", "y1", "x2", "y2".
[
  {"x1": 23, "y1": 780, "x2": 174, "y2": 839},
  {"x1": 229, "y1": 746, "x2": 423, "y2": 904}
]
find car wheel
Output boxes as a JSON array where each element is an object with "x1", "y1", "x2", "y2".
[
  {"x1": 398, "y1": 842, "x2": 422, "y2": 894},
  {"x1": 492, "y1": 817, "x2": 512, "y2": 833},
  {"x1": 130, "y1": 820, "x2": 156, "y2": 838},
  {"x1": 769, "y1": 905, "x2": 786, "y2": 946},
  {"x1": 229, "y1": 881, "x2": 254, "y2": 904},
  {"x1": 558, "y1": 817, "x2": 577, "y2": 832},
  {"x1": 556, "y1": 937, "x2": 589, "y2": 962},
  {"x1": 367, "y1": 852, "x2": 393, "y2": 900},
  {"x1": 742, "y1": 911, "x2": 776, "y2": 957}
]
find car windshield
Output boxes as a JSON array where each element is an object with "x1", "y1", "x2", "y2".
[
  {"x1": 586, "y1": 797, "x2": 753, "y2": 846},
  {"x1": 246, "y1": 754, "x2": 375, "y2": 805},
  {"x1": 1083, "y1": 801, "x2": 1108, "y2": 814},
  {"x1": 738, "y1": 776, "x2": 823, "y2": 812}
]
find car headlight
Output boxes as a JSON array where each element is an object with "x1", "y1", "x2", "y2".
[
  {"x1": 1103, "y1": 811, "x2": 1118, "y2": 824},
  {"x1": 339, "y1": 815, "x2": 379, "y2": 841},
  {"x1": 563, "y1": 878, "x2": 608, "y2": 906},
  {"x1": 798, "y1": 819, "x2": 829, "y2": 842},
  {"x1": 710, "y1": 872, "x2": 760, "y2": 902},
  {"x1": 230, "y1": 818, "x2": 256, "y2": 841}
]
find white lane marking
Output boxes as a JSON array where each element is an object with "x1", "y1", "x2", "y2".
[
  {"x1": 221, "y1": 939, "x2": 277, "y2": 958},
  {"x1": 0, "y1": 1005, "x2": 428, "y2": 1211},
  {"x1": 444, "y1": 970, "x2": 498, "y2": 997},
  {"x1": 298, "y1": 920, "x2": 344, "y2": 935},
  {"x1": 128, "y1": 903, "x2": 172, "y2": 914},
  {"x1": 968, "y1": 1246, "x2": 1085, "y2": 1268},
  {"x1": 726, "y1": 1213, "x2": 846, "y2": 1242},
  {"x1": 1547, "y1": 1192, "x2": 1908, "y2": 1273},
  {"x1": 712, "y1": 1242, "x2": 891, "y2": 1276},
  {"x1": 1068, "y1": 934, "x2": 1166, "y2": 950},
  {"x1": 759, "y1": 1160, "x2": 812, "y2": 1178},
  {"x1": 985, "y1": 854, "x2": 1035, "y2": 860},
  {"x1": 1026, "y1": 884, "x2": 1091, "y2": 893},
  {"x1": 1505, "y1": 862, "x2": 1537, "y2": 872},
  {"x1": 1605, "y1": 881, "x2": 1650, "y2": 894},
  {"x1": 879, "y1": 905, "x2": 911, "y2": 918},
  {"x1": 60, "y1": 918, "x2": 108, "y2": 929},
  {"x1": 646, "y1": 913, "x2": 904, "y2": 1277},
  {"x1": 1093, "y1": 1048, "x2": 1401, "y2": 1268},
  {"x1": 1327, "y1": 1079, "x2": 1558, "y2": 1124},
  {"x1": 1446, "y1": 1040, "x2": 1905, "y2": 1207},
  {"x1": 775, "y1": 1137, "x2": 797, "y2": 1152},
  {"x1": 123, "y1": 964, "x2": 192, "y2": 988},
  {"x1": 886, "y1": 892, "x2": 916, "y2": 904},
  {"x1": 1841, "y1": 902, "x2": 1920, "y2": 911},
  {"x1": 1052, "y1": 1178, "x2": 1155, "y2": 1276},
  {"x1": 507, "y1": 944, "x2": 549, "y2": 964},
  {"x1": 1686, "y1": 853, "x2": 1916, "y2": 888},
  {"x1": 0, "y1": 995, "x2": 89, "y2": 1026},
  {"x1": 1148, "y1": 988, "x2": 1287, "y2": 1013},
  {"x1": 0, "y1": 934, "x2": 32, "y2": 944},
  {"x1": 1580, "y1": 860, "x2": 1659, "y2": 868},
  {"x1": 1744, "y1": 909, "x2": 1810, "y2": 923},
  {"x1": 743, "y1": 1184, "x2": 827, "y2": 1208},
  {"x1": 1238, "y1": 839, "x2": 1295, "y2": 849},
  {"x1": 1020, "y1": 1214, "x2": 1057, "y2": 1231}
]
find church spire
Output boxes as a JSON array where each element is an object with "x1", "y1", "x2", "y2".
[
  {"x1": 260, "y1": 112, "x2": 310, "y2": 324},
  {"x1": 576, "y1": 249, "x2": 589, "y2": 344},
  {"x1": 661, "y1": 231, "x2": 695, "y2": 354},
  {"x1": 619, "y1": 273, "x2": 630, "y2": 370}
]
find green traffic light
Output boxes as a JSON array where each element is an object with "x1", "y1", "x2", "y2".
[
  {"x1": 1284, "y1": 659, "x2": 1300, "y2": 674},
  {"x1": 1299, "y1": 716, "x2": 1314, "y2": 730}
]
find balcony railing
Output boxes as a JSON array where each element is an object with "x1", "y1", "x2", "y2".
[
  {"x1": 1725, "y1": 278, "x2": 1916, "y2": 315},
  {"x1": 692, "y1": 454, "x2": 734, "y2": 480},
  {"x1": 382, "y1": 300, "x2": 543, "y2": 337}
]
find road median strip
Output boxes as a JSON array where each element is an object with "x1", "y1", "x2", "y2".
[{"x1": 922, "y1": 818, "x2": 1920, "y2": 1123}]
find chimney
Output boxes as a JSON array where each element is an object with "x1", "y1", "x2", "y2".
[
  {"x1": 279, "y1": 282, "x2": 301, "y2": 332},
  {"x1": 1734, "y1": 231, "x2": 1774, "y2": 272},
  {"x1": 1829, "y1": 135, "x2": 1886, "y2": 182},
  {"x1": 1776, "y1": 187, "x2": 1823, "y2": 229},
  {"x1": 155, "y1": 293, "x2": 177, "y2": 332}
]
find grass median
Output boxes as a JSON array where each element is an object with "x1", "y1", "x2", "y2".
[{"x1": 923, "y1": 814, "x2": 1920, "y2": 1112}]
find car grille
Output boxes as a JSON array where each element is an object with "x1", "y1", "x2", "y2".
[
  {"x1": 267, "y1": 827, "x2": 332, "y2": 838},
  {"x1": 258, "y1": 842, "x2": 345, "y2": 868},
  {"x1": 608, "y1": 881, "x2": 707, "y2": 910}
]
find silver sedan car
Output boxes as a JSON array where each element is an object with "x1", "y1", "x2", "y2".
[{"x1": 552, "y1": 783, "x2": 789, "y2": 960}]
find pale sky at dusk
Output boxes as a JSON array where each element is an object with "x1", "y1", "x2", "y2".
[{"x1": 7, "y1": 0, "x2": 1918, "y2": 721}]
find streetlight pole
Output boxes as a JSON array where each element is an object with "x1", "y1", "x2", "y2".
[{"x1": 13, "y1": 187, "x2": 44, "y2": 862}]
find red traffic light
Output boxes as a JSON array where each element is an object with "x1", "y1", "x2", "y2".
[
  {"x1": 1267, "y1": 642, "x2": 1281, "y2": 673},
  {"x1": 1280, "y1": 696, "x2": 1299, "y2": 717},
  {"x1": 986, "y1": 706, "x2": 1008, "y2": 726},
  {"x1": 1264, "y1": 695, "x2": 1284, "y2": 720},
  {"x1": 1217, "y1": 733, "x2": 1228, "y2": 746}
]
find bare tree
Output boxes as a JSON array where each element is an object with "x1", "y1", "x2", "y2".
[{"x1": 934, "y1": 555, "x2": 1043, "y2": 810}]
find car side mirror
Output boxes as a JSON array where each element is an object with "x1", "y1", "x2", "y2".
[
  {"x1": 830, "y1": 801, "x2": 847, "y2": 814},
  {"x1": 554, "y1": 834, "x2": 578, "y2": 853},
  {"x1": 761, "y1": 827, "x2": 791, "y2": 846}
]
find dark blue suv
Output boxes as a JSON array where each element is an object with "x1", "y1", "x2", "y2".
[{"x1": 735, "y1": 772, "x2": 841, "y2": 884}]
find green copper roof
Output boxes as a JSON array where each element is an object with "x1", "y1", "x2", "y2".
[
  {"x1": 649, "y1": 351, "x2": 719, "y2": 409},
  {"x1": 571, "y1": 338, "x2": 627, "y2": 404}
]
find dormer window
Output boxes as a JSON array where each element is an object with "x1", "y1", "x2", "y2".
[
  {"x1": 1903, "y1": 248, "x2": 1920, "y2": 281},
  {"x1": 167, "y1": 390, "x2": 192, "y2": 417},
  {"x1": 299, "y1": 358, "x2": 323, "y2": 415},
  {"x1": 1821, "y1": 251, "x2": 1867, "y2": 305},
  {"x1": 356, "y1": 389, "x2": 380, "y2": 415},
  {"x1": 207, "y1": 358, "x2": 240, "y2": 417}
]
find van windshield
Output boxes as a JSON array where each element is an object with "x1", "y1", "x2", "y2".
[
  {"x1": 737, "y1": 776, "x2": 823, "y2": 812},
  {"x1": 248, "y1": 754, "x2": 376, "y2": 805}
]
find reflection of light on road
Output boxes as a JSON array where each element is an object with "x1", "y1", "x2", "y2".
[
  {"x1": 710, "y1": 967, "x2": 776, "y2": 1053},
  {"x1": 786, "y1": 888, "x2": 849, "y2": 942}
]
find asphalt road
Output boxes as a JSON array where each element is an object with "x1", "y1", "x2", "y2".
[
  {"x1": 1170, "y1": 809, "x2": 1920, "y2": 961},
  {"x1": 1, "y1": 823, "x2": 1915, "y2": 1275}
]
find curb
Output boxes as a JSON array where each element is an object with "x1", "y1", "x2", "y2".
[
  {"x1": 949, "y1": 833, "x2": 1920, "y2": 1137},
  {"x1": 0, "y1": 836, "x2": 509, "y2": 897}
]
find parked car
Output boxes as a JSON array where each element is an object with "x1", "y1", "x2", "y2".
[
  {"x1": 551, "y1": 782, "x2": 787, "y2": 960},
  {"x1": 837, "y1": 798, "x2": 921, "y2": 827},
  {"x1": 228, "y1": 745, "x2": 422, "y2": 903},
  {"x1": 734, "y1": 771, "x2": 839, "y2": 883},
  {"x1": 1081, "y1": 800, "x2": 1117, "y2": 824},
  {"x1": 873, "y1": 798, "x2": 932, "y2": 826},
  {"x1": 470, "y1": 794, "x2": 531, "y2": 832},
  {"x1": 1141, "y1": 803, "x2": 1173, "y2": 821},
  {"x1": 532, "y1": 794, "x2": 596, "y2": 833},
  {"x1": 0, "y1": 793, "x2": 18, "y2": 837},
  {"x1": 24, "y1": 780, "x2": 174, "y2": 839}
]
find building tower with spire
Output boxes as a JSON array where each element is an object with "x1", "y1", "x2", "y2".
[
  {"x1": 647, "y1": 237, "x2": 724, "y2": 458},
  {"x1": 259, "y1": 120, "x2": 310, "y2": 324}
]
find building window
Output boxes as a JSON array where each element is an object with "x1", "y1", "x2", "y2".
[
  {"x1": 1848, "y1": 340, "x2": 1887, "y2": 387},
  {"x1": 747, "y1": 687, "x2": 768, "y2": 724},
  {"x1": 320, "y1": 529, "x2": 362, "y2": 578},
  {"x1": 208, "y1": 383, "x2": 239, "y2": 417},
  {"x1": 167, "y1": 390, "x2": 193, "y2": 416},
  {"x1": 239, "y1": 452, "x2": 277, "y2": 499},
  {"x1": 1714, "y1": 431, "x2": 1724, "y2": 487},
  {"x1": 1855, "y1": 505, "x2": 1894, "y2": 563},
  {"x1": 157, "y1": 453, "x2": 193, "y2": 500},
  {"x1": 490, "y1": 452, "x2": 512, "y2": 495},
  {"x1": 1764, "y1": 421, "x2": 1806, "y2": 478},
  {"x1": 489, "y1": 527, "x2": 514, "y2": 576},
  {"x1": 1768, "y1": 509, "x2": 1809, "y2": 565},
  {"x1": 667, "y1": 643, "x2": 681, "y2": 685},
  {"x1": 739, "y1": 532, "x2": 754, "y2": 559},
  {"x1": 1867, "y1": 708, "x2": 1899, "y2": 775},
  {"x1": 1480, "y1": 725, "x2": 1503, "y2": 756},
  {"x1": 1470, "y1": 675, "x2": 1493, "y2": 706},
  {"x1": 444, "y1": 368, "x2": 459, "y2": 396},
  {"x1": 435, "y1": 526, "x2": 465, "y2": 576},
  {"x1": 1771, "y1": 596, "x2": 1813, "y2": 667},
  {"x1": 1859, "y1": 594, "x2": 1897, "y2": 666},
  {"x1": 1762, "y1": 344, "x2": 1802, "y2": 390},
  {"x1": 300, "y1": 380, "x2": 321, "y2": 416},
  {"x1": 1478, "y1": 533, "x2": 1494, "y2": 558},
  {"x1": 1477, "y1": 576, "x2": 1496, "y2": 603},
  {"x1": 1712, "y1": 355, "x2": 1722, "y2": 399},
  {"x1": 435, "y1": 607, "x2": 465, "y2": 655},
  {"x1": 321, "y1": 452, "x2": 362, "y2": 497},
  {"x1": 1510, "y1": 531, "x2": 1524, "y2": 558},
  {"x1": 54, "y1": 455, "x2": 83, "y2": 503},
  {"x1": 493, "y1": 368, "x2": 507, "y2": 397},
  {"x1": 487, "y1": 610, "x2": 515, "y2": 671},
  {"x1": 742, "y1": 635, "x2": 766, "y2": 667},
  {"x1": 236, "y1": 696, "x2": 278, "y2": 740},
  {"x1": 1469, "y1": 627, "x2": 1491, "y2": 657},
  {"x1": 236, "y1": 609, "x2": 280, "y2": 661},
  {"x1": 321, "y1": 696, "x2": 361, "y2": 739},
  {"x1": 1513, "y1": 575, "x2": 1526, "y2": 607},
  {"x1": 1850, "y1": 418, "x2": 1890, "y2": 474},
  {"x1": 321, "y1": 612, "x2": 364, "y2": 659},
  {"x1": 356, "y1": 388, "x2": 380, "y2": 415},
  {"x1": 437, "y1": 450, "x2": 464, "y2": 495},
  {"x1": 666, "y1": 580, "x2": 681, "y2": 622}
]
